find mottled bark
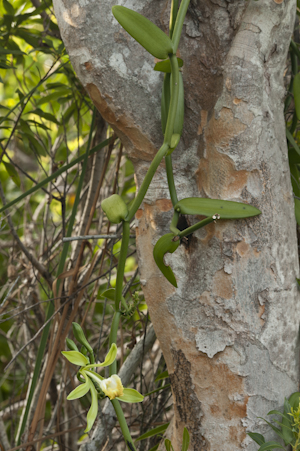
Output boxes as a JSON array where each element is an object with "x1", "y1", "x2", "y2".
[{"x1": 53, "y1": 0, "x2": 299, "y2": 450}]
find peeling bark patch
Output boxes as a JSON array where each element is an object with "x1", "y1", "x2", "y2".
[
  {"x1": 212, "y1": 269, "x2": 233, "y2": 299},
  {"x1": 170, "y1": 350, "x2": 207, "y2": 450},
  {"x1": 86, "y1": 83, "x2": 157, "y2": 161},
  {"x1": 156, "y1": 199, "x2": 173, "y2": 212}
]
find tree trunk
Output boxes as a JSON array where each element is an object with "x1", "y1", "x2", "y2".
[{"x1": 53, "y1": 0, "x2": 299, "y2": 449}]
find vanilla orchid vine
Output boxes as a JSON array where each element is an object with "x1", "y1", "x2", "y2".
[{"x1": 62, "y1": 343, "x2": 143, "y2": 432}]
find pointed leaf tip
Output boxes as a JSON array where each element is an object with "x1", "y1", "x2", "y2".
[
  {"x1": 112, "y1": 6, "x2": 174, "y2": 59},
  {"x1": 153, "y1": 233, "x2": 179, "y2": 287}
]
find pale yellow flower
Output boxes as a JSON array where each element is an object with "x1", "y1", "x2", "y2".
[{"x1": 100, "y1": 374, "x2": 124, "y2": 400}]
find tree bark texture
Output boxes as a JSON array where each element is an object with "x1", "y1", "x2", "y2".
[{"x1": 53, "y1": 0, "x2": 299, "y2": 449}]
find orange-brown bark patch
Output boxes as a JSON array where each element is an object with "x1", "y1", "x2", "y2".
[
  {"x1": 156, "y1": 198, "x2": 173, "y2": 212},
  {"x1": 86, "y1": 83, "x2": 157, "y2": 161},
  {"x1": 236, "y1": 241, "x2": 250, "y2": 257},
  {"x1": 197, "y1": 107, "x2": 249, "y2": 197},
  {"x1": 212, "y1": 269, "x2": 233, "y2": 299},
  {"x1": 197, "y1": 110, "x2": 208, "y2": 135},
  {"x1": 135, "y1": 209, "x2": 143, "y2": 220}
]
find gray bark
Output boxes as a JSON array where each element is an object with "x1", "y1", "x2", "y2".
[{"x1": 53, "y1": 0, "x2": 299, "y2": 449}]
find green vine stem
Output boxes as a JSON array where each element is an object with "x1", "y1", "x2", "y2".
[
  {"x1": 114, "y1": 220, "x2": 131, "y2": 311},
  {"x1": 164, "y1": 54, "x2": 179, "y2": 145},
  {"x1": 171, "y1": 0, "x2": 190, "y2": 54},
  {"x1": 178, "y1": 216, "x2": 216, "y2": 238},
  {"x1": 111, "y1": 399, "x2": 137, "y2": 451},
  {"x1": 126, "y1": 142, "x2": 169, "y2": 221}
]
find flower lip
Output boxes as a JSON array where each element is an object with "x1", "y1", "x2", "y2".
[{"x1": 100, "y1": 374, "x2": 124, "y2": 400}]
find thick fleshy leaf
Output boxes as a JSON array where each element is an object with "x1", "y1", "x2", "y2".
[
  {"x1": 153, "y1": 233, "x2": 180, "y2": 287},
  {"x1": 175, "y1": 197, "x2": 261, "y2": 219},
  {"x1": 247, "y1": 432, "x2": 265, "y2": 446},
  {"x1": 61, "y1": 350, "x2": 89, "y2": 366},
  {"x1": 85, "y1": 343, "x2": 117, "y2": 369},
  {"x1": 154, "y1": 57, "x2": 183, "y2": 73},
  {"x1": 112, "y1": 6, "x2": 173, "y2": 59},
  {"x1": 85, "y1": 380, "x2": 98, "y2": 433},
  {"x1": 117, "y1": 388, "x2": 144, "y2": 403},
  {"x1": 67, "y1": 377, "x2": 90, "y2": 400}
]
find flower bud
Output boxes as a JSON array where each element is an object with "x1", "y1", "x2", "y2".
[{"x1": 101, "y1": 194, "x2": 129, "y2": 224}]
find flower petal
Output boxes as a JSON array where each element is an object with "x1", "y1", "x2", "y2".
[
  {"x1": 62, "y1": 351, "x2": 89, "y2": 366},
  {"x1": 84, "y1": 369, "x2": 104, "y2": 386},
  {"x1": 67, "y1": 378, "x2": 90, "y2": 400},
  {"x1": 117, "y1": 388, "x2": 144, "y2": 403},
  {"x1": 84, "y1": 343, "x2": 117, "y2": 369},
  {"x1": 100, "y1": 375, "x2": 123, "y2": 400},
  {"x1": 85, "y1": 380, "x2": 98, "y2": 433}
]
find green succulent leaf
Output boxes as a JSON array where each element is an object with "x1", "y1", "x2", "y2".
[
  {"x1": 154, "y1": 57, "x2": 183, "y2": 73},
  {"x1": 153, "y1": 233, "x2": 180, "y2": 287},
  {"x1": 112, "y1": 6, "x2": 174, "y2": 59},
  {"x1": 61, "y1": 351, "x2": 89, "y2": 366},
  {"x1": 175, "y1": 197, "x2": 261, "y2": 219},
  {"x1": 117, "y1": 388, "x2": 144, "y2": 403},
  {"x1": 85, "y1": 379, "x2": 98, "y2": 433}
]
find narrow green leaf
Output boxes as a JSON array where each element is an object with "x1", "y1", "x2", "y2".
[
  {"x1": 84, "y1": 369, "x2": 104, "y2": 383},
  {"x1": 117, "y1": 388, "x2": 144, "y2": 403},
  {"x1": 175, "y1": 197, "x2": 261, "y2": 219},
  {"x1": 155, "y1": 370, "x2": 169, "y2": 382},
  {"x1": 267, "y1": 410, "x2": 291, "y2": 421},
  {"x1": 247, "y1": 432, "x2": 265, "y2": 446},
  {"x1": 287, "y1": 128, "x2": 300, "y2": 156},
  {"x1": 112, "y1": 6, "x2": 174, "y2": 59},
  {"x1": 0, "y1": 47, "x2": 26, "y2": 55},
  {"x1": 257, "y1": 441, "x2": 285, "y2": 451},
  {"x1": 28, "y1": 108, "x2": 59, "y2": 124},
  {"x1": 154, "y1": 57, "x2": 183, "y2": 73},
  {"x1": 66, "y1": 338, "x2": 79, "y2": 352},
  {"x1": 164, "y1": 439, "x2": 174, "y2": 451},
  {"x1": 2, "y1": 161, "x2": 20, "y2": 187},
  {"x1": 181, "y1": 427, "x2": 190, "y2": 451},
  {"x1": 293, "y1": 73, "x2": 300, "y2": 120},
  {"x1": 3, "y1": 0, "x2": 15, "y2": 15},
  {"x1": 258, "y1": 417, "x2": 285, "y2": 441},
  {"x1": 153, "y1": 233, "x2": 180, "y2": 287},
  {"x1": 61, "y1": 351, "x2": 89, "y2": 366},
  {"x1": 135, "y1": 423, "x2": 170, "y2": 442},
  {"x1": 148, "y1": 445, "x2": 159, "y2": 451}
]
